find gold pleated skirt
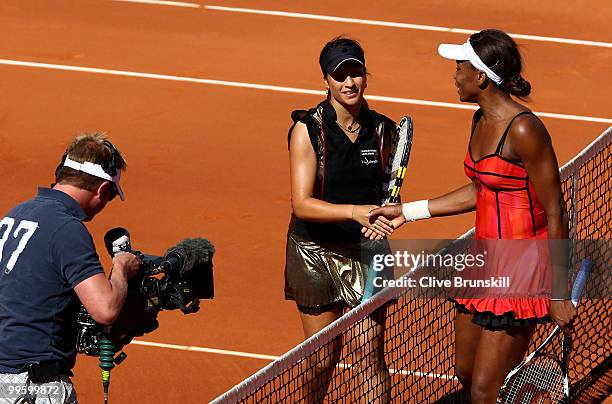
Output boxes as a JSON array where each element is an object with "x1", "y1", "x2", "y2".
[{"x1": 284, "y1": 233, "x2": 385, "y2": 313}]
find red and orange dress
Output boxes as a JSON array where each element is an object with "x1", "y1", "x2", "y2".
[{"x1": 456, "y1": 109, "x2": 551, "y2": 329}]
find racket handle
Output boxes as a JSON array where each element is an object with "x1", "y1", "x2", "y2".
[{"x1": 571, "y1": 259, "x2": 594, "y2": 306}]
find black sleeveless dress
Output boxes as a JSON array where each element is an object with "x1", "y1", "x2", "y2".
[{"x1": 284, "y1": 100, "x2": 395, "y2": 313}]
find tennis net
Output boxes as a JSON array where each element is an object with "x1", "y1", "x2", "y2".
[{"x1": 214, "y1": 126, "x2": 611, "y2": 403}]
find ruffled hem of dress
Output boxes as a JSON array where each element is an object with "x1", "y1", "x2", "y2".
[{"x1": 453, "y1": 296, "x2": 550, "y2": 319}]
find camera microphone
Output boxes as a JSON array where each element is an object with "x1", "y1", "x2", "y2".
[
  {"x1": 159, "y1": 252, "x2": 182, "y2": 274},
  {"x1": 163, "y1": 238, "x2": 215, "y2": 278},
  {"x1": 163, "y1": 238, "x2": 215, "y2": 300}
]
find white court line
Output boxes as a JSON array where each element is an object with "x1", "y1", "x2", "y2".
[
  {"x1": 112, "y1": 0, "x2": 201, "y2": 7},
  {"x1": 204, "y1": 5, "x2": 612, "y2": 49},
  {"x1": 1, "y1": 58, "x2": 611, "y2": 124},
  {"x1": 107, "y1": 1, "x2": 612, "y2": 49},
  {"x1": 131, "y1": 340, "x2": 278, "y2": 361},
  {"x1": 132, "y1": 340, "x2": 457, "y2": 380}
]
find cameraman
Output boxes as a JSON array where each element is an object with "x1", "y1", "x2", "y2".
[{"x1": 0, "y1": 133, "x2": 139, "y2": 404}]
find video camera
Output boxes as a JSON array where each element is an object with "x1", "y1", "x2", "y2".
[{"x1": 76, "y1": 228, "x2": 215, "y2": 356}]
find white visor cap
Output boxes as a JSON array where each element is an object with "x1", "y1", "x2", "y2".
[
  {"x1": 437, "y1": 42, "x2": 504, "y2": 85},
  {"x1": 63, "y1": 156, "x2": 125, "y2": 201}
]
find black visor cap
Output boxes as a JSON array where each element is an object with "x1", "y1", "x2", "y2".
[{"x1": 320, "y1": 43, "x2": 365, "y2": 74}]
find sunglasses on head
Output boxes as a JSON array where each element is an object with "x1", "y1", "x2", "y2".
[
  {"x1": 102, "y1": 140, "x2": 121, "y2": 202},
  {"x1": 101, "y1": 140, "x2": 119, "y2": 177},
  {"x1": 107, "y1": 182, "x2": 119, "y2": 201}
]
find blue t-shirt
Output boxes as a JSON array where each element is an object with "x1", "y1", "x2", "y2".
[{"x1": 0, "y1": 188, "x2": 104, "y2": 373}]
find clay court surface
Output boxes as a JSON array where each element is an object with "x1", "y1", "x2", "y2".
[{"x1": 0, "y1": 0, "x2": 610, "y2": 402}]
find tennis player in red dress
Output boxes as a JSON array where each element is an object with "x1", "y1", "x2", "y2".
[{"x1": 367, "y1": 29, "x2": 577, "y2": 402}]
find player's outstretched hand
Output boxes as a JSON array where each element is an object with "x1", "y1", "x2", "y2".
[
  {"x1": 368, "y1": 205, "x2": 406, "y2": 229},
  {"x1": 353, "y1": 205, "x2": 393, "y2": 238},
  {"x1": 361, "y1": 215, "x2": 396, "y2": 240}
]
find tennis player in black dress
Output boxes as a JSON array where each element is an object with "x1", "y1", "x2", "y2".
[{"x1": 284, "y1": 37, "x2": 396, "y2": 402}]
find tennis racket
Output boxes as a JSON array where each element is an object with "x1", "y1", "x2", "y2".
[
  {"x1": 497, "y1": 258, "x2": 595, "y2": 403},
  {"x1": 381, "y1": 117, "x2": 413, "y2": 205}
]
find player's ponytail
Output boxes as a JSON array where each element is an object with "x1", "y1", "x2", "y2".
[{"x1": 470, "y1": 29, "x2": 531, "y2": 99}]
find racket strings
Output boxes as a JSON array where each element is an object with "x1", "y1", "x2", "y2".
[
  {"x1": 382, "y1": 117, "x2": 412, "y2": 204},
  {"x1": 382, "y1": 127, "x2": 404, "y2": 184},
  {"x1": 502, "y1": 357, "x2": 566, "y2": 403}
]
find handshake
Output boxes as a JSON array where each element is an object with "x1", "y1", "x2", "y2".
[
  {"x1": 354, "y1": 204, "x2": 405, "y2": 240},
  {"x1": 355, "y1": 201, "x2": 432, "y2": 240}
]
